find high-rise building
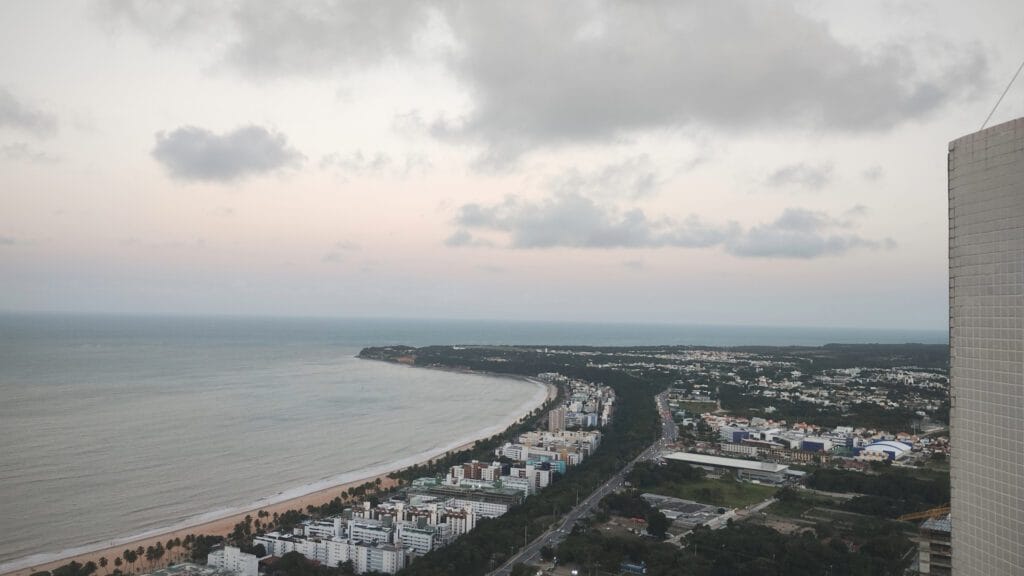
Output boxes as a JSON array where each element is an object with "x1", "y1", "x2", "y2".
[
  {"x1": 548, "y1": 407, "x2": 566, "y2": 432},
  {"x1": 948, "y1": 116, "x2": 1024, "y2": 575}
]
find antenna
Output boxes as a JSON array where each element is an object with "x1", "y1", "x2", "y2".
[{"x1": 980, "y1": 56, "x2": 1024, "y2": 131}]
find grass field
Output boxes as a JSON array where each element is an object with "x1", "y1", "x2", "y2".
[
  {"x1": 645, "y1": 477, "x2": 777, "y2": 509},
  {"x1": 765, "y1": 492, "x2": 839, "y2": 518},
  {"x1": 672, "y1": 401, "x2": 719, "y2": 417}
]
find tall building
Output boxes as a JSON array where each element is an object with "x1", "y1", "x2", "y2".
[
  {"x1": 548, "y1": 407, "x2": 565, "y2": 432},
  {"x1": 948, "y1": 117, "x2": 1024, "y2": 575}
]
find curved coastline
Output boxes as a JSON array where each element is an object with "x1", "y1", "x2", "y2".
[{"x1": 0, "y1": 370, "x2": 554, "y2": 576}]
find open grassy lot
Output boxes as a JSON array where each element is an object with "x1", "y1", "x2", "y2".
[
  {"x1": 673, "y1": 400, "x2": 719, "y2": 416},
  {"x1": 646, "y1": 477, "x2": 777, "y2": 509}
]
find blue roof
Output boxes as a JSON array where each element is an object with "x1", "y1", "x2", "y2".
[{"x1": 865, "y1": 440, "x2": 912, "y2": 453}]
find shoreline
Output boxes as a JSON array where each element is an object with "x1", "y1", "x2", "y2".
[{"x1": 1, "y1": 369, "x2": 556, "y2": 576}]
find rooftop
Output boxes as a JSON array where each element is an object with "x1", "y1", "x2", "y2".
[{"x1": 663, "y1": 452, "x2": 789, "y2": 473}]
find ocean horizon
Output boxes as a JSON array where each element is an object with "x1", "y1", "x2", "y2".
[{"x1": 0, "y1": 311, "x2": 948, "y2": 348}]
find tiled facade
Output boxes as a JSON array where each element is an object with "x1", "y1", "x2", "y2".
[{"x1": 948, "y1": 117, "x2": 1024, "y2": 575}]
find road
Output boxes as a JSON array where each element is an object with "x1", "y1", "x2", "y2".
[{"x1": 488, "y1": 391, "x2": 676, "y2": 575}]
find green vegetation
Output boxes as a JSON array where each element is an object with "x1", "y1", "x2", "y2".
[
  {"x1": 718, "y1": 383, "x2": 921, "y2": 431},
  {"x1": 265, "y1": 552, "x2": 365, "y2": 576},
  {"x1": 662, "y1": 477, "x2": 777, "y2": 508},
  {"x1": 807, "y1": 468, "x2": 949, "y2": 518},
  {"x1": 765, "y1": 486, "x2": 837, "y2": 518},
  {"x1": 674, "y1": 401, "x2": 718, "y2": 417},
  {"x1": 627, "y1": 461, "x2": 776, "y2": 509},
  {"x1": 598, "y1": 493, "x2": 670, "y2": 538},
  {"x1": 556, "y1": 520, "x2": 913, "y2": 576}
]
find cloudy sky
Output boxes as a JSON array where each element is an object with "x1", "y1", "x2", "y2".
[{"x1": 1, "y1": 1, "x2": 1022, "y2": 330}]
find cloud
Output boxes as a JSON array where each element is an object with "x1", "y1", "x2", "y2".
[
  {"x1": 152, "y1": 125, "x2": 303, "y2": 182},
  {"x1": 320, "y1": 150, "x2": 430, "y2": 178},
  {"x1": 107, "y1": 2, "x2": 986, "y2": 164},
  {"x1": 1, "y1": 142, "x2": 60, "y2": 164},
  {"x1": 450, "y1": 194, "x2": 892, "y2": 258},
  {"x1": 862, "y1": 165, "x2": 885, "y2": 181},
  {"x1": 97, "y1": 0, "x2": 226, "y2": 42},
  {"x1": 451, "y1": 193, "x2": 736, "y2": 249},
  {"x1": 223, "y1": 1, "x2": 435, "y2": 77},
  {"x1": 0, "y1": 236, "x2": 16, "y2": 246},
  {"x1": 444, "y1": 229, "x2": 494, "y2": 248},
  {"x1": 765, "y1": 162, "x2": 834, "y2": 190},
  {"x1": 726, "y1": 208, "x2": 895, "y2": 258},
  {"x1": 547, "y1": 155, "x2": 661, "y2": 200},
  {"x1": 434, "y1": 1, "x2": 987, "y2": 162},
  {"x1": 0, "y1": 88, "x2": 57, "y2": 137},
  {"x1": 322, "y1": 241, "x2": 361, "y2": 263}
]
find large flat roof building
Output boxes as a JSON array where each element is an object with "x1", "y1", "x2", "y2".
[
  {"x1": 662, "y1": 452, "x2": 789, "y2": 484},
  {"x1": 949, "y1": 117, "x2": 1024, "y2": 575}
]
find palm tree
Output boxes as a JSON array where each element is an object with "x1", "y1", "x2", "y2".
[
  {"x1": 98, "y1": 557, "x2": 108, "y2": 575},
  {"x1": 123, "y1": 550, "x2": 136, "y2": 575},
  {"x1": 113, "y1": 557, "x2": 122, "y2": 574}
]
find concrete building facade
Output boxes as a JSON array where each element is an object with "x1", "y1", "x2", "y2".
[
  {"x1": 949, "y1": 117, "x2": 1024, "y2": 575},
  {"x1": 206, "y1": 546, "x2": 258, "y2": 576}
]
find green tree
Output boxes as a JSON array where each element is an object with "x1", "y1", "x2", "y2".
[{"x1": 646, "y1": 510, "x2": 670, "y2": 539}]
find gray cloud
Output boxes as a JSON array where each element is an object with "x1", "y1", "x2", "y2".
[
  {"x1": 450, "y1": 195, "x2": 891, "y2": 258},
  {"x1": 726, "y1": 208, "x2": 895, "y2": 258},
  {"x1": 223, "y1": 1, "x2": 434, "y2": 77},
  {"x1": 862, "y1": 165, "x2": 885, "y2": 181},
  {"x1": 98, "y1": 0, "x2": 226, "y2": 42},
  {"x1": 547, "y1": 156, "x2": 661, "y2": 200},
  {"x1": 152, "y1": 125, "x2": 303, "y2": 182},
  {"x1": 108, "y1": 2, "x2": 986, "y2": 164},
  {"x1": 765, "y1": 162, "x2": 834, "y2": 190},
  {"x1": 451, "y1": 193, "x2": 736, "y2": 249},
  {"x1": 435, "y1": 2, "x2": 987, "y2": 162},
  {"x1": 2, "y1": 142, "x2": 60, "y2": 164},
  {"x1": 322, "y1": 241, "x2": 361, "y2": 263},
  {"x1": 0, "y1": 88, "x2": 57, "y2": 137},
  {"x1": 444, "y1": 228, "x2": 494, "y2": 248},
  {"x1": 0, "y1": 236, "x2": 16, "y2": 246},
  {"x1": 322, "y1": 252, "x2": 345, "y2": 263},
  {"x1": 320, "y1": 150, "x2": 430, "y2": 178}
]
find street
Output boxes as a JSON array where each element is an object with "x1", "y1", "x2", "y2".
[{"x1": 488, "y1": 391, "x2": 676, "y2": 575}]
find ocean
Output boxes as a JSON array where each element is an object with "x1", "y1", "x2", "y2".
[{"x1": 0, "y1": 313, "x2": 946, "y2": 570}]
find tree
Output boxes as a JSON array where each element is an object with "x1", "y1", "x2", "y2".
[
  {"x1": 646, "y1": 510, "x2": 670, "y2": 539},
  {"x1": 98, "y1": 558, "x2": 108, "y2": 575},
  {"x1": 539, "y1": 545, "x2": 555, "y2": 561}
]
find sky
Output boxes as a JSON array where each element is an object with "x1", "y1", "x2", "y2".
[{"x1": 1, "y1": 1, "x2": 1022, "y2": 330}]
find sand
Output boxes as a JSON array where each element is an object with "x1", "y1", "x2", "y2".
[{"x1": 3, "y1": 380, "x2": 557, "y2": 576}]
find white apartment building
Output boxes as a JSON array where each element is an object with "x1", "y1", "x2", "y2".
[
  {"x1": 206, "y1": 547, "x2": 258, "y2": 576},
  {"x1": 447, "y1": 497, "x2": 510, "y2": 519},
  {"x1": 347, "y1": 518, "x2": 394, "y2": 545},
  {"x1": 395, "y1": 521, "x2": 437, "y2": 555}
]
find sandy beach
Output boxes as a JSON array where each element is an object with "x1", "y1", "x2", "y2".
[{"x1": 2, "y1": 378, "x2": 556, "y2": 576}]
